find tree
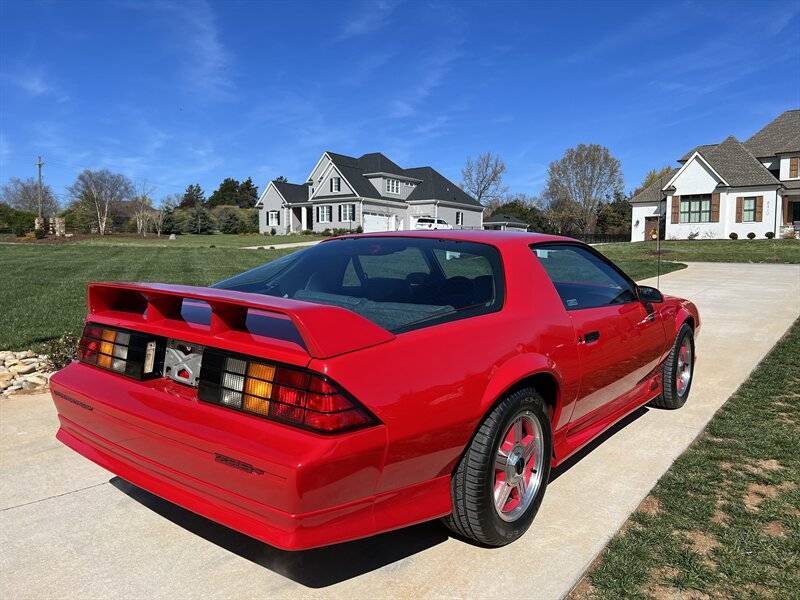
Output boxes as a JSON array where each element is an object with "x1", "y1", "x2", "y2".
[
  {"x1": 636, "y1": 166, "x2": 674, "y2": 195},
  {"x1": 237, "y1": 177, "x2": 258, "y2": 208},
  {"x1": 461, "y1": 152, "x2": 508, "y2": 206},
  {"x1": 273, "y1": 175, "x2": 288, "y2": 183},
  {"x1": 207, "y1": 178, "x2": 240, "y2": 207},
  {"x1": 1, "y1": 177, "x2": 59, "y2": 218},
  {"x1": 179, "y1": 183, "x2": 205, "y2": 208},
  {"x1": 148, "y1": 195, "x2": 178, "y2": 237},
  {"x1": 489, "y1": 193, "x2": 549, "y2": 232},
  {"x1": 544, "y1": 144, "x2": 623, "y2": 234},
  {"x1": 596, "y1": 190, "x2": 632, "y2": 235},
  {"x1": 131, "y1": 182, "x2": 156, "y2": 236},
  {"x1": 215, "y1": 206, "x2": 243, "y2": 233},
  {"x1": 68, "y1": 169, "x2": 134, "y2": 235}
]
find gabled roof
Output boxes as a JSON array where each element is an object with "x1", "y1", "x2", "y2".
[
  {"x1": 680, "y1": 144, "x2": 717, "y2": 162},
  {"x1": 274, "y1": 181, "x2": 310, "y2": 204},
  {"x1": 630, "y1": 169, "x2": 678, "y2": 204},
  {"x1": 405, "y1": 166, "x2": 482, "y2": 207},
  {"x1": 744, "y1": 109, "x2": 800, "y2": 157},
  {"x1": 699, "y1": 136, "x2": 779, "y2": 187},
  {"x1": 298, "y1": 151, "x2": 481, "y2": 207},
  {"x1": 484, "y1": 212, "x2": 528, "y2": 226}
]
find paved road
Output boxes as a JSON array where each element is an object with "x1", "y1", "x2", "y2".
[{"x1": 2, "y1": 262, "x2": 798, "y2": 600}]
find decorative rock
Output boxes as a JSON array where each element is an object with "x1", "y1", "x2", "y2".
[
  {"x1": 20, "y1": 358, "x2": 40, "y2": 365},
  {"x1": 9, "y1": 364, "x2": 35, "y2": 375},
  {"x1": 16, "y1": 350, "x2": 34, "y2": 359},
  {"x1": 21, "y1": 381, "x2": 38, "y2": 391},
  {"x1": 0, "y1": 380, "x2": 11, "y2": 390}
]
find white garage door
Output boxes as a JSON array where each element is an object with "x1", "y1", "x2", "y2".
[{"x1": 363, "y1": 213, "x2": 390, "y2": 232}]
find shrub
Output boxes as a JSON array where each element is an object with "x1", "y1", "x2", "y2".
[
  {"x1": 270, "y1": 228, "x2": 276, "y2": 236},
  {"x1": 214, "y1": 206, "x2": 243, "y2": 234},
  {"x1": 781, "y1": 230, "x2": 797, "y2": 239},
  {"x1": 34, "y1": 227, "x2": 46, "y2": 239},
  {"x1": 729, "y1": 232, "x2": 738, "y2": 240},
  {"x1": 747, "y1": 232, "x2": 756, "y2": 240},
  {"x1": 42, "y1": 332, "x2": 80, "y2": 370},
  {"x1": 356, "y1": 225, "x2": 364, "y2": 233},
  {"x1": 765, "y1": 231, "x2": 775, "y2": 239},
  {"x1": 687, "y1": 231, "x2": 700, "y2": 240},
  {"x1": 301, "y1": 229, "x2": 313, "y2": 235}
]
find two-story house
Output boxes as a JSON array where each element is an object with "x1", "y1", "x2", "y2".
[
  {"x1": 256, "y1": 151, "x2": 484, "y2": 234},
  {"x1": 630, "y1": 110, "x2": 800, "y2": 241}
]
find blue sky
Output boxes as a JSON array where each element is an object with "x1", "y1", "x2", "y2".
[{"x1": 1, "y1": 0, "x2": 798, "y2": 205}]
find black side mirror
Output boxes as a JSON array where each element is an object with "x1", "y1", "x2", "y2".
[{"x1": 637, "y1": 285, "x2": 664, "y2": 303}]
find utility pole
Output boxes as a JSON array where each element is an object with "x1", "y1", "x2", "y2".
[{"x1": 36, "y1": 155, "x2": 45, "y2": 219}]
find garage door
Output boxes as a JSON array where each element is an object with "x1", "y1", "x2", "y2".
[{"x1": 363, "y1": 213, "x2": 390, "y2": 232}]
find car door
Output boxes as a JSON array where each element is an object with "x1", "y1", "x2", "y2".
[{"x1": 533, "y1": 243, "x2": 666, "y2": 424}]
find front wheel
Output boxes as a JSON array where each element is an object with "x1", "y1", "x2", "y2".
[
  {"x1": 652, "y1": 323, "x2": 695, "y2": 409},
  {"x1": 444, "y1": 387, "x2": 552, "y2": 546}
]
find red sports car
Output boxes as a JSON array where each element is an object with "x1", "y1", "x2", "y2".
[{"x1": 50, "y1": 231, "x2": 699, "y2": 549}]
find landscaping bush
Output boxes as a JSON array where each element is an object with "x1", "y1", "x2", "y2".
[
  {"x1": 42, "y1": 332, "x2": 80, "y2": 370},
  {"x1": 782, "y1": 230, "x2": 797, "y2": 239},
  {"x1": 765, "y1": 231, "x2": 775, "y2": 239},
  {"x1": 0, "y1": 203, "x2": 36, "y2": 236},
  {"x1": 747, "y1": 232, "x2": 756, "y2": 239},
  {"x1": 729, "y1": 232, "x2": 738, "y2": 240},
  {"x1": 356, "y1": 225, "x2": 363, "y2": 233},
  {"x1": 302, "y1": 229, "x2": 314, "y2": 235},
  {"x1": 214, "y1": 206, "x2": 244, "y2": 234},
  {"x1": 687, "y1": 231, "x2": 700, "y2": 240},
  {"x1": 269, "y1": 228, "x2": 276, "y2": 236},
  {"x1": 34, "y1": 228, "x2": 46, "y2": 239}
]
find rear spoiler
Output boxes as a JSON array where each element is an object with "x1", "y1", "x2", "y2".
[{"x1": 86, "y1": 282, "x2": 395, "y2": 361}]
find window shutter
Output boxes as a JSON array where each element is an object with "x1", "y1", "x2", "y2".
[
  {"x1": 711, "y1": 193, "x2": 720, "y2": 222},
  {"x1": 276, "y1": 210, "x2": 280, "y2": 225},
  {"x1": 671, "y1": 196, "x2": 680, "y2": 224},
  {"x1": 735, "y1": 197, "x2": 743, "y2": 223},
  {"x1": 755, "y1": 196, "x2": 763, "y2": 222},
  {"x1": 784, "y1": 196, "x2": 791, "y2": 225},
  {"x1": 791, "y1": 157, "x2": 799, "y2": 178}
]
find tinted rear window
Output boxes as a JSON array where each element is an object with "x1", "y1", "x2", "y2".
[{"x1": 214, "y1": 237, "x2": 504, "y2": 332}]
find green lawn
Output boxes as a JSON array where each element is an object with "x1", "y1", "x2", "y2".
[
  {"x1": 0, "y1": 245, "x2": 293, "y2": 350},
  {"x1": 598, "y1": 239, "x2": 800, "y2": 265},
  {"x1": 571, "y1": 319, "x2": 800, "y2": 600}
]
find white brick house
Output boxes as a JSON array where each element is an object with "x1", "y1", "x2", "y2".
[
  {"x1": 256, "y1": 151, "x2": 484, "y2": 234},
  {"x1": 631, "y1": 110, "x2": 800, "y2": 241}
]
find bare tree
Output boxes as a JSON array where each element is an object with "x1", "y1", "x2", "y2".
[
  {"x1": 1, "y1": 177, "x2": 60, "y2": 217},
  {"x1": 132, "y1": 181, "x2": 156, "y2": 237},
  {"x1": 461, "y1": 152, "x2": 508, "y2": 206},
  {"x1": 68, "y1": 169, "x2": 134, "y2": 235},
  {"x1": 544, "y1": 144, "x2": 623, "y2": 234}
]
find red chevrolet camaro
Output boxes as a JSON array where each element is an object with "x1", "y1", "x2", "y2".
[{"x1": 50, "y1": 231, "x2": 699, "y2": 549}]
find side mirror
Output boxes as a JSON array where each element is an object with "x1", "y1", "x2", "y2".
[{"x1": 637, "y1": 285, "x2": 664, "y2": 303}]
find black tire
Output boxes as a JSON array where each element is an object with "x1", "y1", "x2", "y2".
[
  {"x1": 444, "y1": 387, "x2": 552, "y2": 546},
  {"x1": 651, "y1": 323, "x2": 694, "y2": 409}
]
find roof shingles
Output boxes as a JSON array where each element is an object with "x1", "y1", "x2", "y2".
[
  {"x1": 699, "y1": 136, "x2": 779, "y2": 187},
  {"x1": 744, "y1": 110, "x2": 800, "y2": 157}
]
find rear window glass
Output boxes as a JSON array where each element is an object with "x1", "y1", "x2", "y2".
[{"x1": 214, "y1": 237, "x2": 505, "y2": 332}]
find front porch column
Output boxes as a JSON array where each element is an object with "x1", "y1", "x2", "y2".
[
  {"x1": 286, "y1": 206, "x2": 292, "y2": 233},
  {"x1": 301, "y1": 206, "x2": 308, "y2": 231}
]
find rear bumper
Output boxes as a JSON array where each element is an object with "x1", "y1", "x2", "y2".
[{"x1": 51, "y1": 364, "x2": 451, "y2": 550}]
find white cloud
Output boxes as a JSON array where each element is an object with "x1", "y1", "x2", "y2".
[
  {"x1": 2, "y1": 67, "x2": 70, "y2": 102},
  {"x1": 338, "y1": 0, "x2": 399, "y2": 40}
]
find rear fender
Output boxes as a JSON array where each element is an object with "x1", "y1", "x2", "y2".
[{"x1": 478, "y1": 353, "x2": 565, "y2": 431}]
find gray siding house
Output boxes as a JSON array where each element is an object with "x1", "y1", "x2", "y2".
[{"x1": 257, "y1": 151, "x2": 484, "y2": 234}]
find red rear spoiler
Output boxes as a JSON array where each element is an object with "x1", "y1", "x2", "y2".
[{"x1": 87, "y1": 282, "x2": 395, "y2": 361}]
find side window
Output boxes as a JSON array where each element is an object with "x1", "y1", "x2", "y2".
[{"x1": 533, "y1": 244, "x2": 635, "y2": 310}]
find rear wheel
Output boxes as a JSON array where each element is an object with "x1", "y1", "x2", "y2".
[
  {"x1": 652, "y1": 323, "x2": 694, "y2": 409},
  {"x1": 444, "y1": 387, "x2": 552, "y2": 546}
]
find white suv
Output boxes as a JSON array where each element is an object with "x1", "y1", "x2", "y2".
[{"x1": 414, "y1": 217, "x2": 452, "y2": 230}]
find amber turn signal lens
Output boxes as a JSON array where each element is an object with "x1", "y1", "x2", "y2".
[{"x1": 97, "y1": 329, "x2": 117, "y2": 368}]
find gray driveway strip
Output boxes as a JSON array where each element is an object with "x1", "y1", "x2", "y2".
[{"x1": 2, "y1": 262, "x2": 798, "y2": 599}]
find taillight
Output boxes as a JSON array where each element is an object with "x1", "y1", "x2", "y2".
[
  {"x1": 198, "y1": 349, "x2": 377, "y2": 434},
  {"x1": 78, "y1": 323, "x2": 164, "y2": 380}
]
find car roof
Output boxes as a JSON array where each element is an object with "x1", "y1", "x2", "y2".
[{"x1": 324, "y1": 229, "x2": 578, "y2": 247}]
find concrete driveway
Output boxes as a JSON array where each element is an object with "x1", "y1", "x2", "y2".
[{"x1": 2, "y1": 262, "x2": 798, "y2": 600}]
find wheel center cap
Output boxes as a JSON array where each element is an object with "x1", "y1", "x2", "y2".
[{"x1": 507, "y1": 449, "x2": 525, "y2": 478}]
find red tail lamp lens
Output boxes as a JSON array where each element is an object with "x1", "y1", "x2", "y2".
[{"x1": 198, "y1": 350, "x2": 377, "y2": 434}]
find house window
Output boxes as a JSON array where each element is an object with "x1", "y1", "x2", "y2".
[
  {"x1": 316, "y1": 205, "x2": 332, "y2": 223},
  {"x1": 268, "y1": 211, "x2": 280, "y2": 226},
  {"x1": 339, "y1": 203, "x2": 355, "y2": 222},
  {"x1": 742, "y1": 197, "x2": 756, "y2": 222},
  {"x1": 386, "y1": 178, "x2": 400, "y2": 194},
  {"x1": 679, "y1": 194, "x2": 711, "y2": 223},
  {"x1": 455, "y1": 211, "x2": 464, "y2": 226},
  {"x1": 330, "y1": 177, "x2": 341, "y2": 193}
]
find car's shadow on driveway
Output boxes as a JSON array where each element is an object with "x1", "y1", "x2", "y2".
[
  {"x1": 110, "y1": 404, "x2": 649, "y2": 587},
  {"x1": 110, "y1": 476, "x2": 448, "y2": 588}
]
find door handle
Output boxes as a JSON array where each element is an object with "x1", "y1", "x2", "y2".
[{"x1": 582, "y1": 330, "x2": 600, "y2": 343}]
